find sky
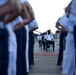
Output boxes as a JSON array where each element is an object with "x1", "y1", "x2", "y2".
[{"x1": 28, "y1": 0, "x2": 71, "y2": 34}]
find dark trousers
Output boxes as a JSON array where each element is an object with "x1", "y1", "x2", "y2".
[
  {"x1": 38, "y1": 40, "x2": 42, "y2": 47},
  {"x1": 46, "y1": 40, "x2": 55, "y2": 51},
  {"x1": 0, "y1": 28, "x2": 9, "y2": 75},
  {"x1": 15, "y1": 29, "x2": 23, "y2": 75},
  {"x1": 57, "y1": 31, "x2": 67, "y2": 65},
  {"x1": 22, "y1": 27, "x2": 27, "y2": 75},
  {"x1": 29, "y1": 32, "x2": 34, "y2": 66},
  {"x1": 15, "y1": 27, "x2": 27, "y2": 75},
  {"x1": 42, "y1": 40, "x2": 46, "y2": 49}
]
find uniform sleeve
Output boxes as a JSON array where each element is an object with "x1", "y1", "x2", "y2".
[
  {"x1": 14, "y1": 16, "x2": 23, "y2": 25},
  {"x1": 63, "y1": 16, "x2": 74, "y2": 33},
  {"x1": 33, "y1": 20, "x2": 38, "y2": 28},
  {"x1": 58, "y1": 17, "x2": 64, "y2": 26},
  {"x1": 58, "y1": 13, "x2": 66, "y2": 26},
  {"x1": 28, "y1": 21, "x2": 33, "y2": 28},
  {"x1": 28, "y1": 19, "x2": 39, "y2": 29},
  {"x1": 63, "y1": 19, "x2": 73, "y2": 33},
  {"x1": 59, "y1": 14, "x2": 74, "y2": 33}
]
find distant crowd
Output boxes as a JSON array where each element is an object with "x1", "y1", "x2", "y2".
[{"x1": 37, "y1": 30, "x2": 55, "y2": 51}]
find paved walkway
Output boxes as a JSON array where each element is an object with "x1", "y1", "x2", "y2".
[{"x1": 29, "y1": 42, "x2": 61, "y2": 75}]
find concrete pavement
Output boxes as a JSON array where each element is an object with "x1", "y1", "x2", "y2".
[{"x1": 28, "y1": 42, "x2": 61, "y2": 75}]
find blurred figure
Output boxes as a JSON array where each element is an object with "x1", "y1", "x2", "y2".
[
  {"x1": 37, "y1": 34, "x2": 42, "y2": 47},
  {"x1": 56, "y1": 1, "x2": 75, "y2": 75},
  {"x1": 28, "y1": 19, "x2": 38, "y2": 68},
  {"x1": 45, "y1": 30, "x2": 55, "y2": 51},
  {"x1": 42, "y1": 32, "x2": 47, "y2": 49}
]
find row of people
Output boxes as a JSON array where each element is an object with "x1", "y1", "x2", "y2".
[
  {"x1": 37, "y1": 30, "x2": 55, "y2": 51},
  {"x1": 56, "y1": 0, "x2": 76, "y2": 75},
  {"x1": 0, "y1": 0, "x2": 38, "y2": 75}
]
